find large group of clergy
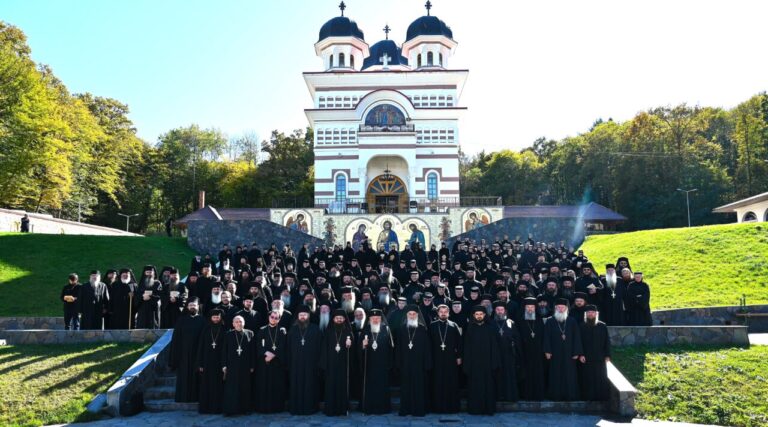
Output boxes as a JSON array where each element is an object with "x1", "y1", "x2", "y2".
[{"x1": 61, "y1": 236, "x2": 653, "y2": 416}]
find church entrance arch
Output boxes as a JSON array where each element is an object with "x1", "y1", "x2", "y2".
[{"x1": 367, "y1": 175, "x2": 407, "y2": 213}]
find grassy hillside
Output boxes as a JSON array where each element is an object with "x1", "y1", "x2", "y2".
[
  {"x1": 0, "y1": 342, "x2": 149, "y2": 426},
  {"x1": 579, "y1": 222, "x2": 768, "y2": 310},
  {"x1": 613, "y1": 345, "x2": 768, "y2": 427},
  {"x1": 0, "y1": 233, "x2": 196, "y2": 317}
]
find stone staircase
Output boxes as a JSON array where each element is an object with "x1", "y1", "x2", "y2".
[{"x1": 144, "y1": 373, "x2": 610, "y2": 414}]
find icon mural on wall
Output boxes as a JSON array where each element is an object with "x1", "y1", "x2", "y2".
[
  {"x1": 344, "y1": 215, "x2": 430, "y2": 251},
  {"x1": 284, "y1": 210, "x2": 311, "y2": 234},
  {"x1": 462, "y1": 208, "x2": 491, "y2": 233}
]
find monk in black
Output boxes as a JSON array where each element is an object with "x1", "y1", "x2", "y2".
[
  {"x1": 221, "y1": 316, "x2": 255, "y2": 415},
  {"x1": 61, "y1": 274, "x2": 82, "y2": 330},
  {"x1": 162, "y1": 268, "x2": 187, "y2": 329},
  {"x1": 396, "y1": 305, "x2": 432, "y2": 416},
  {"x1": 136, "y1": 265, "x2": 162, "y2": 329},
  {"x1": 492, "y1": 301, "x2": 521, "y2": 402},
  {"x1": 429, "y1": 305, "x2": 463, "y2": 413},
  {"x1": 516, "y1": 298, "x2": 547, "y2": 400},
  {"x1": 624, "y1": 272, "x2": 652, "y2": 326},
  {"x1": 254, "y1": 310, "x2": 288, "y2": 413},
  {"x1": 80, "y1": 270, "x2": 109, "y2": 330},
  {"x1": 286, "y1": 305, "x2": 322, "y2": 415},
  {"x1": 196, "y1": 308, "x2": 225, "y2": 414},
  {"x1": 169, "y1": 298, "x2": 204, "y2": 402},
  {"x1": 543, "y1": 298, "x2": 583, "y2": 401},
  {"x1": 463, "y1": 306, "x2": 501, "y2": 415},
  {"x1": 599, "y1": 264, "x2": 626, "y2": 326},
  {"x1": 579, "y1": 305, "x2": 611, "y2": 401},
  {"x1": 111, "y1": 269, "x2": 137, "y2": 330},
  {"x1": 319, "y1": 309, "x2": 354, "y2": 416},
  {"x1": 359, "y1": 309, "x2": 394, "y2": 415}
]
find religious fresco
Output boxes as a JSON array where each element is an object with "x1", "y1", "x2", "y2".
[
  {"x1": 344, "y1": 215, "x2": 431, "y2": 251},
  {"x1": 283, "y1": 210, "x2": 311, "y2": 234},
  {"x1": 364, "y1": 104, "x2": 406, "y2": 126},
  {"x1": 462, "y1": 208, "x2": 491, "y2": 233}
]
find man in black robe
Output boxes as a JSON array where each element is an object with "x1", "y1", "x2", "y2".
[
  {"x1": 286, "y1": 305, "x2": 322, "y2": 415},
  {"x1": 449, "y1": 300, "x2": 467, "y2": 332},
  {"x1": 110, "y1": 268, "x2": 136, "y2": 330},
  {"x1": 624, "y1": 272, "x2": 652, "y2": 326},
  {"x1": 196, "y1": 308, "x2": 225, "y2": 414},
  {"x1": 359, "y1": 309, "x2": 394, "y2": 414},
  {"x1": 575, "y1": 263, "x2": 603, "y2": 306},
  {"x1": 396, "y1": 305, "x2": 432, "y2": 416},
  {"x1": 428, "y1": 304, "x2": 462, "y2": 413},
  {"x1": 516, "y1": 297, "x2": 546, "y2": 400},
  {"x1": 543, "y1": 298, "x2": 583, "y2": 401},
  {"x1": 492, "y1": 301, "x2": 521, "y2": 402},
  {"x1": 162, "y1": 268, "x2": 187, "y2": 329},
  {"x1": 599, "y1": 264, "x2": 625, "y2": 326},
  {"x1": 463, "y1": 306, "x2": 501, "y2": 415},
  {"x1": 221, "y1": 315, "x2": 255, "y2": 415},
  {"x1": 579, "y1": 305, "x2": 612, "y2": 401},
  {"x1": 61, "y1": 273, "x2": 82, "y2": 330},
  {"x1": 319, "y1": 309, "x2": 354, "y2": 416},
  {"x1": 136, "y1": 265, "x2": 162, "y2": 329},
  {"x1": 169, "y1": 297, "x2": 204, "y2": 402},
  {"x1": 236, "y1": 297, "x2": 262, "y2": 332},
  {"x1": 254, "y1": 309, "x2": 288, "y2": 413},
  {"x1": 102, "y1": 269, "x2": 118, "y2": 329},
  {"x1": 80, "y1": 270, "x2": 109, "y2": 330}
]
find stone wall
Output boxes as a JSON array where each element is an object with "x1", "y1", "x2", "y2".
[
  {"x1": 445, "y1": 217, "x2": 586, "y2": 248},
  {"x1": 0, "y1": 317, "x2": 64, "y2": 330},
  {"x1": 0, "y1": 329, "x2": 166, "y2": 345},
  {"x1": 0, "y1": 208, "x2": 139, "y2": 236},
  {"x1": 652, "y1": 305, "x2": 768, "y2": 333},
  {"x1": 608, "y1": 325, "x2": 749, "y2": 347},
  {"x1": 187, "y1": 219, "x2": 326, "y2": 255}
]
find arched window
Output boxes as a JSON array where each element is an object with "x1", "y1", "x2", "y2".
[
  {"x1": 350, "y1": 55, "x2": 355, "y2": 69},
  {"x1": 743, "y1": 211, "x2": 758, "y2": 222},
  {"x1": 427, "y1": 52, "x2": 434, "y2": 66},
  {"x1": 365, "y1": 104, "x2": 406, "y2": 126},
  {"x1": 417, "y1": 54, "x2": 422, "y2": 68},
  {"x1": 338, "y1": 53, "x2": 346, "y2": 67},
  {"x1": 335, "y1": 174, "x2": 347, "y2": 201},
  {"x1": 427, "y1": 172, "x2": 438, "y2": 200}
]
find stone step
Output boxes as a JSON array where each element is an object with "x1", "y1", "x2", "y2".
[
  {"x1": 144, "y1": 386, "x2": 175, "y2": 400},
  {"x1": 144, "y1": 399, "x2": 197, "y2": 412},
  {"x1": 154, "y1": 375, "x2": 176, "y2": 387}
]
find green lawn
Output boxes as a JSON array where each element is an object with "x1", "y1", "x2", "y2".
[
  {"x1": 0, "y1": 233, "x2": 196, "y2": 317},
  {"x1": 579, "y1": 222, "x2": 768, "y2": 309},
  {"x1": 0, "y1": 342, "x2": 150, "y2": 427},
  {"x1": 613, "y1": 344, "x2": 768, "y2": 427}
]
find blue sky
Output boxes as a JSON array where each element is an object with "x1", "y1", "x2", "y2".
[{"x1": 3, "y1": 0, "x2": 767, "y2": 154}]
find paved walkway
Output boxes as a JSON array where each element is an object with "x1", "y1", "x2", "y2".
[
  {"x1": 47, "y1": 411, "x2": 722, "y2": 427},
  {"x1": 749, "y1": 333, "x2": 768, "y2": 345}
]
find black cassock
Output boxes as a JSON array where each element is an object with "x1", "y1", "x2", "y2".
[
  {"x1": 136, "y1": 280, "x2": 162, "y2": 329},
  {"x1": 396, "y1": 324, "x2": 432, "y2": 416},
  {"x1": 516, "y1": 316, "x2": 547, "y2": 400},
  {"x1": 599, "y1": 281, "x2": 626, "y2": 326},
  {"x1": 162, "y1": 282, "x2": 187, "y2": 329},
  {"x1": 196, "y1": 322, "x2": 225, "y2": 414},
  {"x1": 463, "y1": 321, "x2": 501, "y2": 415},
  {"x1": 286, "y1": 322, "x2": 322, "y2": 415},
  {"x1": 221, "y1": 329, "x2": 255, "y2": 415},
  {"x1": 358, "y1": 323, "x2": 394, "y2": 414},
  {"x1": 428, "y1": 319, "x2": 462, "y2": 413},
  {"x1": 494, "y1": 318, "x2": 522, "y2": 402},
  {"x1": 319, "y1": 325, "x2": 355, "y2": 416},
  {"x1": 623, "y1": 280, "x2": 652, "y2": 326},
  {"x1": 254, "y1": 325, "x2": 288, "y2": 413},
  {"x1": 110, "y1": 281, "x2": 136, "y2": 330},
  {"x1": 542, "y1": 316, "x2": 583, "y2": 401},
  {"x1": 80, "y1": 282, "x2": 109, "y2": 330},
  {"x1": 579, "y1": 321, "x2": 611, "y2": 401},
  {"x1": 169, "y1": 313, "x2": 204, "y2": 402}
]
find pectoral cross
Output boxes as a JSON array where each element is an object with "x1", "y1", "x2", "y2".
[
  {"x1": 611, "y1": 291, "x2": 616, "y2": 299},
  {"x1": 335, "y1": 343, "x2": 341, "y2": 353},
  {"x1": 499, "y1": 329, "x2": 504, "y2": 336},
  {"x1": 211, "y1": 341, "x2": 216, "y2": 349},
  {"x1": 236, "y1": 346, "x2": 243, "y2": 356},
  {"x1": 272, "y1": 344, "x2": 277, "y2": 351},
  {"x1": 380, "y1": 53, "x2": 392, "y2": 69},
  {"x1": 301, "y1": 338, "x2": 305, "y2": 346},
  {"x1": 440, "y1": 343, "x2": 446, "y2": 351},
  {"x1": 408, "y1": 342, "x2": 413, "y2": 350},
  {"x1": 530, "y1": 332, "x2": 535, "y2": 338},
  {"x1": 561, "y1": 334, "x2": 566, "y2": 341}
]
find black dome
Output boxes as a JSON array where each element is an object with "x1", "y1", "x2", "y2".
[
  {"x1": 362, "y1": 40, "x2": 408, "y2": 70},
  {"x1": 405, "y1": 16, "x2": 453, "y2": 42},
  {"x1": 318, "y1": 16, "x2": 365, "y2": 42}
]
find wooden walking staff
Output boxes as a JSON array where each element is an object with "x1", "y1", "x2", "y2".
[{"x1": 362, "y1": 333, "x2": 368, "y2": 412}]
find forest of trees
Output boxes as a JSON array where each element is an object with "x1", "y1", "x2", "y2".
[{"x1": 1, "y1": 21, "x2": 766, "y2": 233}]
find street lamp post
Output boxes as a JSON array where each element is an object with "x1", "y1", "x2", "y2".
[
  {"x1": 676, "y1": 188, "x2": 697, "y2": 227},
  {"x1": 117, "y1": 213, "x2": 140, "y2": 232}
]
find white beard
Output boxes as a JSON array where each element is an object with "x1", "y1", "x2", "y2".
[
  {"x1": 90, "y1": 278, "x2": 99, "y2": 286},
  {"x1": 370, "y1": 323, "x2": 381, "y2": 333},
  {"x1": 210, "y1": 293, "x2": 221, "y2": 305},
  {"x1": 319, "y1": 313, "x2": 329, "y2": 330},
  {"x1": 524, "y1": 311, "x2": 536, "y2": 321},
  {"x1": 407, "y1": 318, "x2": 418, "y2": 328},
  {"x1": 606, "y1": 272, "x2": 617, "y2": 288},
  {"x1": 554, "y1": 310, "x2": 568, "y2": 323},
  {"x1": 354, "y1": 319, "x2": 364, "y2": 330},
  {"x1": 341, "y1": 299, "x2": 355, "y2": 313},
  {"x1": 378, "y1": 293, "x2": 390, "y2": 306},
  {"x1": 120, "y1": 277, "x2": 130, "y2": 284}
]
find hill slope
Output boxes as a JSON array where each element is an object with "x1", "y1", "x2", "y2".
[
  {"x1": 0, "y1": 233, "x2": 196, "y2": 317},
  {"x1": 579, "y1": 222, "x2": 768, "y2": 310}
]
